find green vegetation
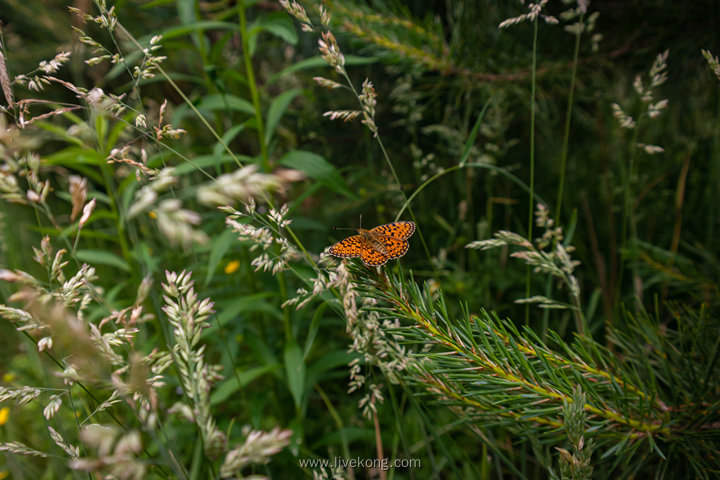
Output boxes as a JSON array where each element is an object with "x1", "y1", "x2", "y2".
[{"x1": 0, "y1": 0, "x2": 718, "y2": 478}]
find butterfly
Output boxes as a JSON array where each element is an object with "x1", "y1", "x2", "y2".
[{"x1": 328, "y1": 221, "x2": 416, "y2": 267}]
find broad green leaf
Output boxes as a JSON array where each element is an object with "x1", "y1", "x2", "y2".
[
  {"x1": 254, "y1": 12, "x2": 298, "y2": 45},
  {"x1": 173, "y1": 153, "x2": 251, "y2": 175},
  {"x1": 265, "y1": 89, "x2": 302, "y2": 144},
  {"x1": 35, "y1": 122, "x2": 84, "y2": 147},
  {"x1": 196, "y1": 94, "x2": 255, "y2": 115},
  {"x1": 270, "y1": 55, "x2": 378, "y2": 84},
  {"x1": 76, "y1": 249, "x2": 130, "y2": 272},
  {"x1": 214, "y1": 293, "x2": 282, "y2": 327},
  {"x1": 173, "y1": 94, "x2": 255, "y2": 125},
  {"x1": 280, "y1": 150, "x2": 356, "y2": 199},
  {"x1": 245, "y1": 331, "x2": 280, "y2": 372},
  {"x1": 205, "y1": 229, "x2": 237, "y2": 284},
  {"x1": 44, "y1": 147, "x2": 106, "y2": 167},
  {"x1": 306, "y1": 351, "x2": 355, "y2": 385},
  {"x1": 177, "y1": 0, "x2": 197, "y2": 25},
  {"x1": 458, "y1": 102, "x2": 489, "y2": 167},
  {"x1": 212, "y1": 123, "x2": 251, "y2": 157},
  {"x1": 284, "y1": 340, "x2": 306, "y2": 409},
  {"x1": 161, "y1": 21, "x2": 240, "y2": 40},
  {"x1": 302, "y1": 303, "x2": 326, "y2": 359},
  {"x1": 210, "y1": 364, "x2": 279, "y2": 405}
]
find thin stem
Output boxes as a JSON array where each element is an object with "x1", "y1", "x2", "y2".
[
  {"x1": 338, "y1": 70, "x2": 438, "y2": 276},
  {"x1": 556, "y1": 20, "x2": 584, "y2": 221},
  {"x1": 373, "y1": 409, "x2": 387, "y2": 480},
  {"x1": 525, "y1": 17, "x2": 539, "y2": 325},
  {"x1": 617, "y1": 122, "x2": 641, "y2": 310},
  {"x1": 238, "y1": 1, "x2": 270, "y2": 172}
]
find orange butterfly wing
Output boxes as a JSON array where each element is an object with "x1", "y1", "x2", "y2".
[
  {"x1": 375, "y1": 236, "x2": 409, "y2": 259},
  {"x1": 369, "y1": 221, "x2": 415, "y2": 240},
  {"x1": 360, "y1": 247, "x2": 390, "y2": 267},
  {"x1": 328, "y1": 235, "x2": 364, "y2": 258},
  {"x1": 329, "y1": 221, "x2": 415, "y2": 267}
]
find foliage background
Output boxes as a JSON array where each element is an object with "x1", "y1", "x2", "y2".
[{"x1": 0, "y1": 0, "x2": 719, "y2": 479}]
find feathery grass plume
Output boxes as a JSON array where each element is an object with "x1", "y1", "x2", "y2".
[
  {"x1": 155, "y1": 199, "x2": 209, "y2": 248},
  {"x1": 12, "y1": 51, "x2": 72, "y2": 93},
  {"x1": 467, "y1": 203, "x2": 585, "y2": 333},
  {"x1": 220, "y1": 427, "x2": 293, "y2": 479},
  {"x1": 42, "y1": 394, "x2": 62, "y2": 419},
  {"x1": 196, "y1": 164, "x2": 302, "y2": 206},
  {"x1": 550, "y1": 387, "x2": 594, "y2": 480},
  {"x1": 68, "y1": 175, "x2": 88, "y2": 222},
  {"x1": 284, "y1": 256, "x2": 412, "y2": 417},
  {"x1": 278, "y1": 0, "x2": 380, "y2": 137},
  {"x1": 559, "y1": 0, "x2": 602, "y2": 51},
  {"x1": 612, "y1": 103, "x2": 636, "y2": 129},
  {"x1": 0, "y1": 386, "x2": 42, "y2": 405},
  {"x1": 499, "y1": 0, "x2": 559, "y2": 29},
  {"x1": 614, "y1": 50, "x2": 669, "y2": 154},
  {"x1": 702, "y1": 49, "x2": 720, "y2": 80},
  {"x1": 125, "y1": 167, "x2": 208, "y2": 248},
  {"x1": 0, "y1": 233, "x2": 154, "y2": 412},
  {"x1": 331, "y1": 264, "x2": 415, "y2": 419},
  {"x1": 126, "y1": 167, "x2": 175, "y2": 218},
  {"x1": 0, "y1": 441, "x2": 48, "y2": 458},
  {"x1": 47, "y1": 426, "x2": 80, "y2": 460},
  {"x1": 70, "y1": 425, "x2": 145, "y2": 480},
  {"x1": 313, "y1": 466, "x2": 349, "y2": 480},
  {"x1": 0, "y1": 48, "x2": 13, "y2": 107},
  {"x1": 162, "y1": 270, "x2": 226, "y2": 458},
  {"x1": 71, "y1": 2, "x2": 165, "y2": 80},
  {"x1": 162, "y1": 270, "x2": 293, "y2": 469},
  {"x1": 225, "y1": 201, "x2": 301, "y2": 274},
  {"x1": 318, "y1": 0, "x2": 451, "y2": 73}
]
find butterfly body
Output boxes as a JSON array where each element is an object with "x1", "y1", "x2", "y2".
[{"x1": 328, "y1": 221, "x2": 415, "y2": 267}]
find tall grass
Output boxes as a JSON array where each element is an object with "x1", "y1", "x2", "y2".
[{"x1": 1, "y1": 0, "x2": 719, "y2": 478}]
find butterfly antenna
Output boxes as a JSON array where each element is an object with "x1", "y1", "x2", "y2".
[{"x1": 331, "y1": 214, "x2": 365, "y2": 231}]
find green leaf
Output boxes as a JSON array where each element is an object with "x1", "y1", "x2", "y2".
[
  {"x1": 210, "y1": 364, "x2": 279, "y2": 405},
  {"x1": 269, "y1": 54, "x2": 378, "y2": 84},
  {"x1": 284, "y1": 340, "x2": 306, "y2": 409},
  {"x1": 205, "y1": 229, "x2": 237, "y2": 284},
  {"x1": 160, "y1": 21, "x2": 240, "y2": 40},
  {"x1": 303, "y1": 303, "x2": 326, "y2": 359},
  {"x1": 214, "y1": 293, "x2": 282, "y2": 326},
  {"x1": 44, "y1": 147, "x2": 106, "y2": 167},
  {"x1": 265, "y1": 89, "x2": 302, "y2": 144},
  {"x1": 280, "y1": 150, "x2": 356, "y2": 199},
  {"x1": 76, "y1": 249, "x2": 130, "y2": 272},
  {"x1": 195, "y1": 94, "x2": 255, "y2": 115},
  {"x1": 254, "y1": 12, "x2": 298, "y2": 45},
  {"x1": 173, "y1": 153, "x2": 253, "y2": 176},
  {"x1": 213, "y1": 123, "x2": 249, "y2": 157},
  {"x1": 36, "y1": 122, "x2": 84, "y2": 147},
  {"x1": 306, "y1": 351, "x2": 355, "y2": 385},
  {"x1": 458, "y1": 98, "x2": 491, "y2": 167}
]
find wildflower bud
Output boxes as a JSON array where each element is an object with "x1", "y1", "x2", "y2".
[
  {"x1": 86, "y1": 87, "x2": 105, "y2": 105},
  {"x1": 40, "y1": 181, "x2": 51, "y2": 202},
  {"x1": 79, "y1": 198, "x2": 96, "y2": 228},
  {"x1": 38, "y1": 336, "x2": 53, "y2": 352},
  {"x1": 0, "y1": 269, "x2": 23, "y2": 282},
  {"x1": 69, "y1": 175, "x2": 88, "y2": 221},
  {"x1": 135, "y1": 114, "x2": 147, "y2": 128}
]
